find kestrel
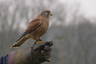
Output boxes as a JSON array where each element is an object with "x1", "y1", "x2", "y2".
[{"x1": 10, "y1": 10, "x2": 52, "y2": 48}]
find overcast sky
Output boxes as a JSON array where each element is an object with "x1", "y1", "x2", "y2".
[
  {"x1": 0, "y1": 0, "x2": 96, "y2": 18},
  {"x1": 59, "y1": 0, "x2": 96, "y2": 18},
  {"x1": 0, "y1": 0, "x2": 96, "y2": 26}
]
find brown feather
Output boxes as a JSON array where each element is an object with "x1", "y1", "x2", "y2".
[
  {"x1": 10, "y1": 34, "x2": 31, "y2": 48},
  {"x1": 25, "y1": 19, "x2": 42, "y2": 33},
  {"x1": 10, "y1": 10, "x2": 52, "y2": 48}
]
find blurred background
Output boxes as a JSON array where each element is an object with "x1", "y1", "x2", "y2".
[{"x1": 0, "y1": 0, "x2": 96, "y2": 64}]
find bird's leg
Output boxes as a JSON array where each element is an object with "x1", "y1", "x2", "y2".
[
  {"x1": 36, "y1": 39, "x2": 47, "y2": 44},
  {"x1": 37, "y1": 39, "x2": 42, "y2": 41},
  {"x1": 32, "y1": 41, "x2": 36, "y2": 49},
  {"x1": 32, "y1": 39, "x2": 42, "y2": 48}
]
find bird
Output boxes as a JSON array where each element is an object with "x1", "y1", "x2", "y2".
[{"x1": 10, "y1": 10, "x2": 52, "y2": 48}]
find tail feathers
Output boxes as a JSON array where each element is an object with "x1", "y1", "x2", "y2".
[
  {"x1": 16, "y1": 32, "x2": 28, "y2": 42},
  {"x1": 10, "y1": 37, "x2": 28, "y2": 48},
  {"x1": 10, "y1": 32, "x2": 29, "y2": 48}
]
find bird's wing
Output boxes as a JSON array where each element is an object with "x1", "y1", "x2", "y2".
[
  {"x1": 25, "y1": 19, "x2": 42, "y2": 33},
  {"x1": 10, "y1": 19, "x2": 42, "y2": 48},
  {"x1": 16, "y1": 19, "x2": 42, "y2": 41}
]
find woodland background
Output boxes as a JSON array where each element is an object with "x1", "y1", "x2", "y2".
[{"x1": 0, "y1": 0, "x2": 96, "y2": 64}]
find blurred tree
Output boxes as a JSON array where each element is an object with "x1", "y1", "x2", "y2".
[{"x1": 0, "y1": 0, "x2": 96, "y2": 64}]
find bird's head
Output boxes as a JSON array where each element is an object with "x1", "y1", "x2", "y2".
[{"x1": 40, "y1": 10, "x2": 52, "y2": 18}]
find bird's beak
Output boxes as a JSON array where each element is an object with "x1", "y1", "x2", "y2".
[{"x1": 50, "y1": 13, "x2": 53, "y2": 16}]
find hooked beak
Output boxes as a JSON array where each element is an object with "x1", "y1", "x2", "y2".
[{"x1": 50, "y1": 13, "x2": 53, "y2": 16}]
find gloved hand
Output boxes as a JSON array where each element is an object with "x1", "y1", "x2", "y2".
[{"x1": 0, "y1": 41, "x2": 53, "y2": 64}]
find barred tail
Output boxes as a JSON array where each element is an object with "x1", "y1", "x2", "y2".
[{"x1": 10, "y1": 32, "x2": 29, "y2": 48}]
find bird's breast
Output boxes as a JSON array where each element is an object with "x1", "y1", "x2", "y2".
[{"x1": 31, "y1": 20, "x2": 49, "y2": 40}]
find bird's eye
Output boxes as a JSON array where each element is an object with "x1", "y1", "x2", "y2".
[
  {"x1": 44, "y1": 12, "x2": 49, "y2": 16},
  {"x1": 41, "y1": 11, "x2": 51, "y2": 17}
]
